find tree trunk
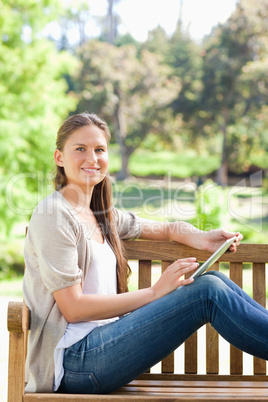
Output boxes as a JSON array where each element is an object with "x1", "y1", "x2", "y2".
[
  {"x1": 216, "y1": 115, "x2": 229, "y2": 187},
  {"x1": 107, "y1": 0, "x2": 115, "y2": 44},
  {"x1": 114, "y1": 101, "x2": 131, "y2": 180},
  {"x1": 117, "y1": 148, "x2": 131, "y2": 180}
]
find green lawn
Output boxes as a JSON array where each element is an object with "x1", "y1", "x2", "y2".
[
  {"x1": 109, "y1": 146, "x2": 220, "y2": 178},
  {"x1": 0, "y1": 277, "x2": 23, "y2": 298}
]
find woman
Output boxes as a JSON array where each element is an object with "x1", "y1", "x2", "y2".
[{"x1": 23, "y1": 113, "x2": 267, "y2": 395}]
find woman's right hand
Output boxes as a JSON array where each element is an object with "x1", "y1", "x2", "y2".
[
  {"x1": 151, "y1": 257, "x2": 198, "y2": 299},
  {"x1": 53, "y1": 258, "x2": 199, "y2": 323}
]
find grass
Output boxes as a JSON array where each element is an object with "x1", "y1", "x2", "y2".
[
  {"x1": 109, "y1": 146, "x2": 220, "y2": 178},
  {"x1": 111, "y1": 178, "x2": 196, "y2": 220},
  {"x1": 0, "y1": 276, "x2": 23, "y2": 298}
]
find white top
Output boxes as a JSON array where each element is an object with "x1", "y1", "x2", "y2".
[{"x1": 53, "y1": 239, "x2": 118, "y2": 391}]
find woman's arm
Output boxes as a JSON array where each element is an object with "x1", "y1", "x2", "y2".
[
  {"x1": 53, "y1": 256, "x2": 198, "y2": 323},
  {"x1": 139, "y1": 219, "x2": 243, "y2": 253}
]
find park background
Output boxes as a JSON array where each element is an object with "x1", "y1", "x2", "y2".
[{"x1": 0, "y1": 0, "x2": 268, "y2": 400}]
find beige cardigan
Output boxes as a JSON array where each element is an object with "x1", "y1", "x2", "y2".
[{"x1": 23, "y1": 191, "x2": 142, "y2": 393}]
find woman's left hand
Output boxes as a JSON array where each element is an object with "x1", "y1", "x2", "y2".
[{"x1": 203, "y1": 229, "x2": 243, "y2": 254}]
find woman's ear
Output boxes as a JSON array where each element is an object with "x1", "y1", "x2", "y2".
[{"x1": 54, "y1": 149, "x2": 64, "y2": 167}]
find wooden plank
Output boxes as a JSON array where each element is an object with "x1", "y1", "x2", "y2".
[
  {"x1": 138, "y1": 260, "x2": 152, "y2": 374},
  {"x1": 7, "y1": 301, "x2": 30, "y2": 333},
  {"x1": 206, "y1": 263, "x2": 219, "y2": 374},
  {"x1": 7, "y1": 302, "x2": 29, "y2": 402},
  {"x1": 24, "y1": 385, "x2": 268, "y2": 401},
  {"x1": 119, "y1": 385, "x2": 268, "y2": 395},
  {"x1": 206, "y1": 323, "x2": 218, "y2": 375},
  {"x1": 161, "y1": 261, "x2": 174, "y2": 374},
  {"x1": 184, "y1": 267, "x2": 198, "y2": 374},
  {"x1": 123, "y1": 241, "x2": 268, "y2": 264},
  {"x1": 229, "y1": 262, "x2": 243, "y2": 375},
  {"x1": 128, "y1": 379, "x2": 268, "y2": 388},
  {"x1": 8, "y1": 332, "x2": 25, "y2": 402},
  {"x1": 185, "y1": 334, "x2": 198, "y2": 375},
  {"x1": 253, "y1": 263, "x2": 267, "y2": 375},
  {"x1": 138, "y1": 372, "x2": 268, "y2": 382},
  {"x1": 138, "y1": 260, "x2": 151, "y2": 289}
]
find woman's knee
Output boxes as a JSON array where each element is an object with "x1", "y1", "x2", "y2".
[
  {"x1": 194, "y1": 271, "x2": 227, "y2": 297},
  {"x1": 204, "y1": 270, "x2": 224, "y2": 279},
  {"x1": 197, "y1": 270, "x2": 223, "y2": 284}
]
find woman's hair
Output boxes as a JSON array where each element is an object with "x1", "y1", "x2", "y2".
[{"x1": 53, "y1": 112, "x2": 131, "y2": 293}]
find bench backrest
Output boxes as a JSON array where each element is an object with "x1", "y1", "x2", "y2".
[{"x1": 123, "y1": 240, "x2": 268, "y2": 376}]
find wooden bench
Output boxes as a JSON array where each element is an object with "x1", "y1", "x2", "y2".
[{"x1": 7, "y1": 240, "x2": 268, "y2": 401}]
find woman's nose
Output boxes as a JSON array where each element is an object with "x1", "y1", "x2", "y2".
[{"x1": 85, "y1": 150, "x2": 97, "y2": 163}]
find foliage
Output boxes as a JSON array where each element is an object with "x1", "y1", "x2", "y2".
[
  {"x1": 191, "y1": 180, "x2": 229, "y2": 231},
  {"x1": 197, "y1": 0, "x2": 268, "y2": 185},
  {"x1": 0, "y1": 239, "x2": 24, "y2": 279},
  {"x1": 0, "y1": 0, "x2": 78, "y2": 236},
  {"x1": 56, "y1": 0, "x2": 268, "y2": 183},
  {"x1": 73, "y1": 39, "x2": 181, "y2": 179},
  {"x1": 168, "y1": 24, "x2": 203, "y2": 121},
  {"x1": 0, "y1": 0, "x2": 268, "y2": 254}
]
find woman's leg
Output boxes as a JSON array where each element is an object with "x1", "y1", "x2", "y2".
[
  {"x1": 206, "y1": 270, "x2": 268, "y2": 316},
  {"x1": 59, "y1": 273, "x2": 268, "y2": 394}
]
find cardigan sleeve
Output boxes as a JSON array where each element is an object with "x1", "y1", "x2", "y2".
[
  {"x1": 24, "y1": 196, "x2": 82, "y2": 294},
  {"x1": 112, "y1": 208, "x2": 143, "y2": 240}
]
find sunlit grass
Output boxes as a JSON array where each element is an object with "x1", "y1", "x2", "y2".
[
  {"x1": 109, "y1": 146, "x2": 220, "y2": 178},
  {"x1": 0, "y1": 276, "x2": 23, "y2": 298}
]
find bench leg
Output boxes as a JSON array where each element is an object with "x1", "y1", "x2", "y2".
[{"x1": 8, "y1": 332, "x2": 25, "y2": 402}]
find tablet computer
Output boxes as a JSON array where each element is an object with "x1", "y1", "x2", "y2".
[{"x1": 190, "y1": 236, "x2": 237, "y2": 279}]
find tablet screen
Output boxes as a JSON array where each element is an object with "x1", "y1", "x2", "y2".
[{"x1": 190, "y1": 236, "x2": 237, "y2": 279}]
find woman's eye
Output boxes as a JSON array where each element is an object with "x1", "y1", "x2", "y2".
[
  {"x1": 76, "y1": 147, "x2": 85, "y2": 151},
  {"x1": 96, "y1": 148, "x2": 105, "y2": 152}
]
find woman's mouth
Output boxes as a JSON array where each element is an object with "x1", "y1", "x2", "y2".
[{"x1": 81, "y1": 167, "x2": 99, "y2": 174}]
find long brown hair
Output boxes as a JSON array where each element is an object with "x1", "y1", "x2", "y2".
[{"x1": 53, "y1": 112, "x2": 131, "y2": 293}]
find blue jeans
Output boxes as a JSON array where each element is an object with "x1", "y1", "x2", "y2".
[{"x1": 58, "y1": 271, "x2": 268, "y2": 394}]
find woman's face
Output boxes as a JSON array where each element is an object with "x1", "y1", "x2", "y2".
[{"x1": 54, "y1": 125, "x2": 109, "y2": 193}]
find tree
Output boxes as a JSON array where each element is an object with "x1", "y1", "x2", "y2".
[
  {"x1": 74, "y1": 40, "x2": 181, "y2": 179},
  {"x1": 168, "y1": 24, "x2": 203, "y2": 119},
  {"x1": 199, "y1": 0, "x2": 268, "y2": 185},
  {"x1": 142, "y1": 24, "x2": 204, "y2": 154},
  {"x1": 0, "y1": 0, "x2": 78, "y2": 236},
  {"x1": 142, "y1": 26, "x2": 171, "y2": 62},
  {"x1": 46, "y1": 0, "x2": 91, "y2": 51}
]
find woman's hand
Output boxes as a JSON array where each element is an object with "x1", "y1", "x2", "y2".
[
  {"x1": 152, "y1": 257, "x2": 199, "y2": 299},
  {"x1": 202, "y1": 229, "x2": 243, "y2": 254}
]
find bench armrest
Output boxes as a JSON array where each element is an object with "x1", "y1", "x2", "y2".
[{"x1": 7, "y1": 301, "x2": 30, "y2": 333}]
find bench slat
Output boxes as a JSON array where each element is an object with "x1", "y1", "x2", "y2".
[
  {"x1": 161, "y1": 261, "x2": 175, "y2": 374},
  {"x1": 23, "y1": 384, "x2": 268, "y2": 401},
  {"x1": 206, "y1": 263, "x2": 219, "y2": 374},
  {"x1": 229, "y1": 262, "x2": 243, "y2": 375},
  {"x1": 138, "y1": 260, "x2": 151, "y2": 290},
  {"x1": 123, "y1": 241, "x2": 268, "y2": 263},
  {"x1": 128, "y1": 378, "x2": 268, "y2": 388},
  {"x1": 119, "y1": 385, "x2": 268, "y2": 395},
  {"x1": 253, "y1": 262, "x2": 267, "y2": 375},
  {"x1": 184, "y1": 268, "x2": 197, "y2": 374},
  {"x1": 185, "y1": 332, "x2": 198, "y2": 374},
  {"x1": 138, "y1": 260, "x2": 152, "y2": 374},
  {"x1": 139, "y1": 372, "x2": 268, "y2": 382}
]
